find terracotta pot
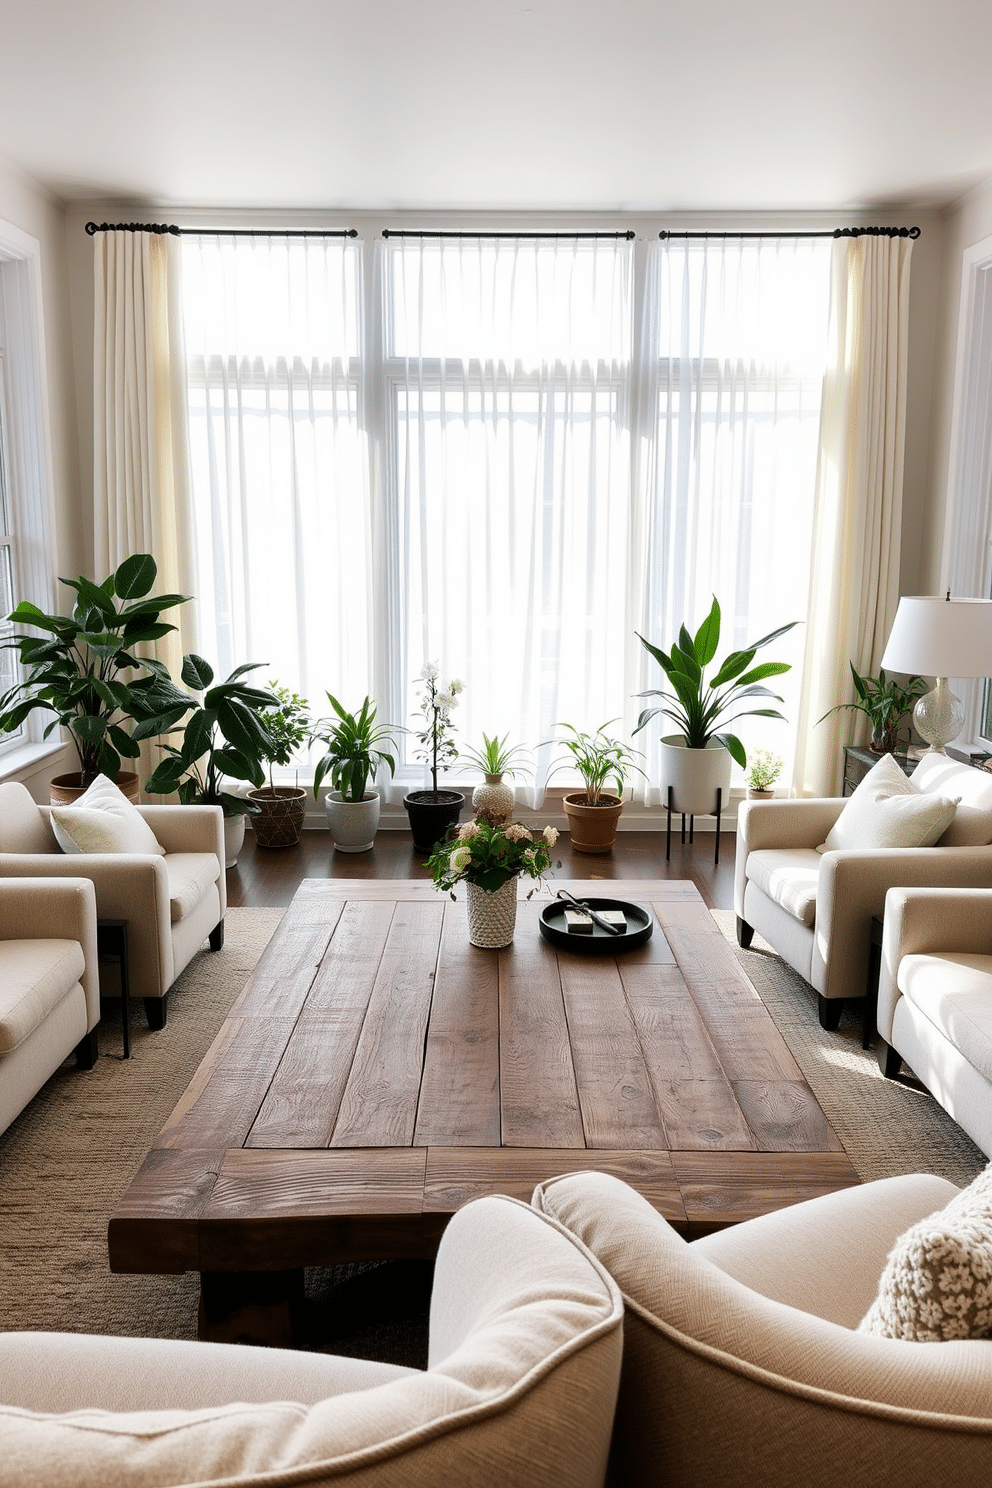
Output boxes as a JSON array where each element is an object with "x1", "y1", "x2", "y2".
[
  {"x1": 562, "y1": 792, "x2": 623, "y2": 854},
  {"x1": 49, "y1": 770, "x2": 140, "y2": 805},
  {"x1": 248, "y1": 785, "x2": 307, "y2": 848},
  {"x1": 746, "y1": 788, "x2": 775, "y2": 800}
]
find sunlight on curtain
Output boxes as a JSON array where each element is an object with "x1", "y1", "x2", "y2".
[
  {"x1": 383, "y1": 235, "x2": 634, "y2": 798},
  {"x1": 180, "y1": 234, "x2": 369, "y2": 710},
  {"x1": 632, "y1": 237, "x2": 832, "y2": 801}
]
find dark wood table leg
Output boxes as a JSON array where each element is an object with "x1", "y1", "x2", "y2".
[{"x1": 198, "y1": 1269, "x2": 307, "y2": 1348}]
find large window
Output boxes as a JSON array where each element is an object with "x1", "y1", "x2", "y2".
[{"x1": 182, "y1": 229, "x2": 831, "y2": 799}]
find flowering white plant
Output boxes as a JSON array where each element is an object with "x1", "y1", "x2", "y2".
[
  {"x1": 413, "y1": 664, "x2": 464, "y2": 798},
  {"x1": 428, "y1": 816, "x2": 560, "y2": 895}
]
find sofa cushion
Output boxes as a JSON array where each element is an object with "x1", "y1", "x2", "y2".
[
  {"x1": 0, "y1": 939, "x2": 84, "y2": 1055},
  {"x1": 859, "y1": 1163, "x2": 992, "y2": 1341},
  {"x1": 896, "y1": 950, "x2": 992, "y2": 1083},
  {"x1": 0, "y1": 783, "x2": 58, "y2": 854},
  {"x1": 165, "y1": 853, "x2": 221, "y2": 925},
  {"x1": 912, "y1": 753, "x2": 992, "y2": 847},
  {"x1": 746, "y1": 848, "x2": 821, "y2": 926},
  {"x1": 50, "y1": 775, "x2": 165, "y2": 858},
  {"x1": 818, "y1": 753, "x2": 958, "y2": 853}
]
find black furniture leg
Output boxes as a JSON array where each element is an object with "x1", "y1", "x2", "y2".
[
  {"x1": 817, "y1": 995, "x2": 844, "y2": 1031},
  {"x1": 736, "y1": 917, "x2": 754, "y2": 949},
  {"x1": 209, "y1": 919, "x2": 225, "y2": 951},
  {"x1": 666, "y1": 787, "x2": 673, "y2": 862},
  {"x1": 145, "y1": 995, "x2": 168, "y2": 1031},
  {"x1": 714, "y1": 788, "x2": 722, "y2": 864},
  {"x1": 877, "y1": 1039, "x2": 903, "y2": 1079},
  {"x1": 74, "y1": 1028, "x2": 98, "y2": 1069}
]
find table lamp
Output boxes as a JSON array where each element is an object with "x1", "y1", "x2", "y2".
[{"x1": 880, "y1": 594, "x2": 992, "y2": 753}]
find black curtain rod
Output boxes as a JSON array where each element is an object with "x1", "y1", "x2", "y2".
[
  {"x1": 84, "y1": 221, "x2": 358, "y2": 238},
  {"x1": 381, "y1": 229, "x2": 637, "y2": 240},
  {"x1": 659, "y1": 226, "x2": 920, "y2": 240}
]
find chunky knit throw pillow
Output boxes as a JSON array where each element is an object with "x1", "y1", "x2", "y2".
[{"x1": 859, "y1": 1164, "x2": 992, "y2": 1341}]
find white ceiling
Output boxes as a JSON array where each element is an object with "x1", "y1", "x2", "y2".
[{"x1": 0, "y1": 0, "x2": 990, "y2": 214}]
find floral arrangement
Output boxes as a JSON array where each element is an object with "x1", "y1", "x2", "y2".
[
  {"x1": 746, "y1": 748, "x2": 783, "y2": 792},
  {"x1": 413, "y1": 663, "x2": 464, "y2": 798},
  {"x1": 428, "y1": 816, "x2": 560, "y2": 895}
]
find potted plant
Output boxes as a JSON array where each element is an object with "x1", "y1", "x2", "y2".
[
  {"x1": 461, "y1": 731, "x2": 529, "y2": 825},
  {"x1": 403, "y1": 664, "x2": 466, "y2": 854},
  {"x1": 745, "y1": 749, "x2": 784, "y2": 799},
  {"x1": 634, "y1": 596, "x2": 797, "y2": 818},
  {"x1": 143, "y1": 654, "x2": 280, "y2": 866},
  {"x1": 545, "y1": 721, "x2": 644, "y2": 854},
  {"x1": 248, "y1": 681, "x2": 312, "y2": 848},
  {"x1": 310, "y1": 693, "x2": 399, "y2": 853},
  {"x1": 0, "y1": 552, "x2": 192, "y2": 800},
  {"x1": 819, "y1": 663, "x2": 927, "y2": 755},
  {"x1": 427, "y1": 816, "x2": 559, "y2": 948}
]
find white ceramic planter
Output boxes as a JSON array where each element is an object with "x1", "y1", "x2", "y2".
[
  {"x1": 325, "y1": 790, "x2": 381, "y2": 853},
  {"x1": 471, "y1": 773, "x2": 515, "y2": 824},
  {"x1": 223, "y1": 813, "x2": 246, "y2": 868},
  {"x1": 659, "y1": 736, "x2": 732, "y2": 818}
]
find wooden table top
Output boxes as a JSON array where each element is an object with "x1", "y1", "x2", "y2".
[{"x1": 109, "y1": 878, "x2": 858, "y2": 1280}]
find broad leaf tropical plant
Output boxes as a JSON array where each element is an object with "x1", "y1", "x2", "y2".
[
  {"x1": 818, "y1": 663, "x2": 926, "y2": 754},
  {"x1": 0, "y1": 553, "x2": 193, "y2": 787},
  {"x1": 144, "y1": 654, "x2": 280, "y2": 818},
  {"x1": 634, "y1": 597, "x2": 798, "y2": 769},
  {"x1": 310, "y1": 693, "x2": 398, "y2": 803},
  {"x1": 258, "y1": 681, "x2": 311, "y2": 791}
]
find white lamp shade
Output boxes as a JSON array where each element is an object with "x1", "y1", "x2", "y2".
[{"x1": 880, "y1": 597, "x2": 992, "y2": 678}]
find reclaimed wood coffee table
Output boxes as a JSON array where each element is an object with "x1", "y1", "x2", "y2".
[{"x1": 109, "y1": 878, "x2": 858, "y2": 1344}]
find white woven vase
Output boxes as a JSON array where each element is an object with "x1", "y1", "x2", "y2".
[
  {"x1": 465, "y1": 877, "x2": 518, "y2": 949},
  {"x1": 471, "y1": 773, "x2": 515, "y2": 825}
]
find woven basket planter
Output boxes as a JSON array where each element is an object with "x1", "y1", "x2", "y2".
[{"x1": 248, "y1": 785, "x2": 307, "y2": 848}]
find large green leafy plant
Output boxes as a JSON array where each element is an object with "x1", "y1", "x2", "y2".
[
  {"x1": 634, "y1": 597, "x2": 797, "y2": 768},
  {"x1": 819, "y1": 663, "x2": 926, "y2": 754},
  {"x1": 0, "y1": 553, "x2": 192, "y2": 787},
  {"x1": 545, "y1": 721, "x2": 643, "y2": 805},
  {"x1": 144, "y1": 654, "x2": 280, "y2": 818}
]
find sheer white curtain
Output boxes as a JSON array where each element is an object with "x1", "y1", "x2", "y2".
[
  {"x1": 179, "y1": 233, "x2": 370, "y2": 714},
  {"x1": 793, "y1": 234, "x2": 913, "y2": 797},
  {"x1": 93, "y1": 228, "x2": 197, "y2": 671},
  {"x1": 381, "y1": 234, "x2": 634, "y2": 801},
  {"x1": 632, "y1": 236, "x2": 832, "y2": 801}
]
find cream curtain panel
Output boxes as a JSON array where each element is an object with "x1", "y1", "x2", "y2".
[
  {"x1": 793, "y1": 234, "x2": 914, "y2": 797},
  {"x1": 93, "y1": 228, "x2": 197, "y2": 672}
]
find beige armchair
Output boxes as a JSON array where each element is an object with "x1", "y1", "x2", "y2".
[
  {"x1": 0, "y1": 1193, "x2": 622, "y2": 1488},
  {"x1": 535, "y1": 1168, "x2": 992, "y2": 1487},
  {"x1": 0, "y1": 781, "x2": 225, "y2": 1028},
  {"x1": 878, "y1": 885, "x2": 992, "y2": 1155},
  {"x1": 734, "y1": 753, "x2": 992, "y2": 1032},
  {"x1": 0, "y1": 876, "x2": 100, "y2": 1135}
]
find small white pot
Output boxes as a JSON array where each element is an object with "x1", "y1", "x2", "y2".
[
  {"x1": 223, "y1": 813, "x2": 246, "y2": 868},
  {"x1": 471, "y1": 773, "x2": 515, "y2": 824},
  {"x1": 325, "y1": 790, "x2": 381, "y2": 853},
  {"x1": 659, "y1": 736, "x2": 732, "y2": 818}
]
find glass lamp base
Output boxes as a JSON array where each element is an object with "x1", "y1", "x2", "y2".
[{"x1": 913, "y1": 678, "x2": 965, "y2": 754}]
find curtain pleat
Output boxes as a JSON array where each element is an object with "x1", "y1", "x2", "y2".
[{"x1": 793, "y1": 235, "x2": 913, "y2": 797}]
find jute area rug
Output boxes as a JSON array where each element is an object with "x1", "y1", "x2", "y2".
[{"x1": 0, "y1": 906, "x2": 985, "y2": 1359}]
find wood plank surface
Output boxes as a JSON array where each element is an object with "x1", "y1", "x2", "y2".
[{"x1": 109, "y1": 878, "x2": 859, "y2": 1290}]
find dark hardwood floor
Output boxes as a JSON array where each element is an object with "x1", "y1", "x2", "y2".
[{"x1": 225, "y1": 827, "x2": 737, "y2": 911}]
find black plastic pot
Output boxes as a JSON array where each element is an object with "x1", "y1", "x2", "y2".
[{"x1": 403, "y1": 789, "x2": 465, "y2": 855}]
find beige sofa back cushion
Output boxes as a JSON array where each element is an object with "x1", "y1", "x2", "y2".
[
  {"x1": 913, "y1": 754, "x2": 992, "y2": 846},
  {"x1": 0, "y1": 1194, "x2": 622, "y2": 1488},
  {"x1": 0, "y1": 783, "x2": 57, "y2": 854}
]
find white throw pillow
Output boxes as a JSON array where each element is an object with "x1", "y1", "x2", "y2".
[
  {"x1": 818, "y1": 752, "x2": 958, "y2": 853},
  {"x1": 859, "y1": 1163, "x2": 992, "y2": 1341},
  {"x1": 50, "y1": 774, "x2": 165, "y2": 857}
]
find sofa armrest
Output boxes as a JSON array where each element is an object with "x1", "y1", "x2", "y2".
[
  {"x1": 815, "y1": 845, "x2": 992, "y2": 1004},
  {"x1": 0, "y1": 876, "x2": 101, "y2": 1029},
  {"x1": 735, "y1": 798, "x2": 844, "y2": 918},
  {"x1": 136, "y1": 805, "x2": 226, "y2": 920},
  {"x1": 877, "y1": 886, "x2": 992, "y2": 1040}
]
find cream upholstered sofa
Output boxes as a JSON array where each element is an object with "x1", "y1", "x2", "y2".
[
  {"x1": 734, "y1": 752, "x2": 992, "y2": 1031},
  {"x1": 878, "y1": 885, "x2": 992, "y2": 1156},
  {"x1": 0, "y1": 876, "x2": 100, "y2": 1136},
  {"x1": 0, "y1": 779, "x2": 225, "y2": 1027},
  {"x1": 0, "y1": 1192, "x2": 622, "y2": 1488},
  {"x1": 535, "y1": 1168, "x2": 992, "y2": 1487}
]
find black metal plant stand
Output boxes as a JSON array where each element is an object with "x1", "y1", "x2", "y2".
[{"x1": 665, "y1": 786, "x2": 723, "y2": 865}]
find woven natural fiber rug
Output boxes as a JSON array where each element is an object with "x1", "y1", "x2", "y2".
[{"x1": 0, "y1": 905, "x2": 985, "y2": 1357}]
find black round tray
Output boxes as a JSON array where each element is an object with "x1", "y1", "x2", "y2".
[{"x1": 539, "y1": 896, "x2": 653, "y2": 954}]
